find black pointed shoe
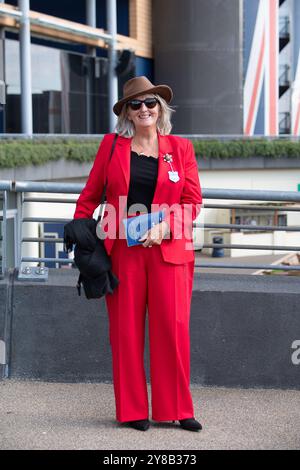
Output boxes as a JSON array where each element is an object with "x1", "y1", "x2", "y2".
[
  {"x1": 124, "y1": 419, "x2": 150, "y2": 431},
  {"x1": 173, "y1": 418, "x2": 202, "y2": 432}
]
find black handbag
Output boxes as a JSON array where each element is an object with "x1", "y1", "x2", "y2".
[{"x1": 64, "y1": 133, "x2": 119, "y2": 299}]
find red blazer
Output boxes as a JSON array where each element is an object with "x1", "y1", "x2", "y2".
[{"x1": 73, "y1": 131, "x2": 202, "y2": 264}]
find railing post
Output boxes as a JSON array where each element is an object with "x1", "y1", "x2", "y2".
[
  {"x1": 1, "y1": 189, "x2": 7, "y2": 276},
  {"x1": 16, "y1": 191, "x2": 23, "y2": 270}
]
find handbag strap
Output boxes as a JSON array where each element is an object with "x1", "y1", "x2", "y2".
[{"x1": 97, "y1": 133, "x2": 118, "y2": 223}]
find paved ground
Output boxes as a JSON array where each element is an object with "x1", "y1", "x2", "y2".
[{"x1": 0, "y1": 379, "x2": 300, "y2": 450}]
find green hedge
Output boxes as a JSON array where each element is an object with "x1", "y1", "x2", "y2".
[
  {"x1": 0, "y1": 139, "x2": 100, "y2": 169},
  {"x1": 1, "y1": 138, "x2": 300, "y2": 169},
  {"x1": 192, "y1": 139, "x2": 300, "y2": 159}
]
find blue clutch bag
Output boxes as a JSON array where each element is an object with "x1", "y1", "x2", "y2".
[{"x1": 122, "y1": 210, "x2": 166, "y2": 247}]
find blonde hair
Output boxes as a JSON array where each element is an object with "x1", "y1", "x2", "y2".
[{"x1": 114, "y1": 93, "x2": 176, "y2": 137}]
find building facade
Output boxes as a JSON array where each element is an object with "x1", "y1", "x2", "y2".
[
  {"x1": 0, "y1": 0, "x2": 154, "y2": 134},
  {"x1": 243, "y1": 0, "x2": 300, "y2": 136},
  {"x1": 0, "y1": 0, "x2": 300, "y2": 135}
]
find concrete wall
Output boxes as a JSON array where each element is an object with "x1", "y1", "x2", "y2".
[{"x1": 1, "y1": 268, "x2": 300, "y2": 388}]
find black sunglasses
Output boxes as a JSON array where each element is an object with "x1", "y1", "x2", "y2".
[{"x1": 126, "y1": 97, "x2": 159, "y2": 111}]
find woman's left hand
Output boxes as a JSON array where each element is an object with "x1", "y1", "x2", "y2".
[{"x1": 139, "y1": 221, "x2": 170, "y2": 247}]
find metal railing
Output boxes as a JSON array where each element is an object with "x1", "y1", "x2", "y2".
[
  {"x1": 1, "y1": 181, "x2": 300, "y2": 279},
  {"x1": 195, "y1": 188, "x2": 300, "y2": 271}
]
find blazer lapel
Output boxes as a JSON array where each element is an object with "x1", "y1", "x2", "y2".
[
  {"x1": 114, "y1": 135, "x2": 131, "y2": 190},
  {"x1": 152, "y1": 131, "x2": 174, "y2": 205},
  {"x1": 113, "y1": 130, "x2": 174, "y2": 203}
]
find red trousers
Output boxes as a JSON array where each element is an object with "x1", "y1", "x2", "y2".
[{"x1": 105, "y1": 229, "x2": 195, "y2": 423}]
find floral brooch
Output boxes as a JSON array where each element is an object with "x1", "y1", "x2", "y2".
[
  {"x1": 163, "y1": 153, "x2": 173, "y2": 163},
  {"x1": 162, "y1": 153, "x2": 180, "y2": 183}
]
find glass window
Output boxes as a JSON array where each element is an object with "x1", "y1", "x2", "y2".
[{"x1": 4, "y1": 39, "x2": 109, "y2": 133}]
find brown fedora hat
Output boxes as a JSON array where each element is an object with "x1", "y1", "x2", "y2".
[{"x1": 113, "y1": 76, "x2": 173, "y2": 116}]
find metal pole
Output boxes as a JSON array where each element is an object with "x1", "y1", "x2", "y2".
[
  {"x1": 86, "y1": 0, "x2": 96, "y2": 134},
  {"x1": 86, "y1": 0, "x2": 96, "y2": 56},
  {"x1": 18, "y1": 0, "x2": 33, "y2": 136},
  {"x1": 0, "y1": 1, "x2": 6, "y2": 131},
  {"x1": 16, "y1": 191, "x2": 23, "y2": 269},
  {"x1": 106, "y1": 0, "x2": 118, "y2": 132}
]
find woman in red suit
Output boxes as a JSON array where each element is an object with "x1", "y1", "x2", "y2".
[{"x1": 73, "y1": 76, "x2": 203, "y2": 432}]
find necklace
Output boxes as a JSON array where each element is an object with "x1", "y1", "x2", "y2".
[{"x1": 132, "y1": 139, "x2": 158, "y2": 159}]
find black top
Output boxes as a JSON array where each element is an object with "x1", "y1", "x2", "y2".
[{"x1": 126, "y1": 151, "x2": 159, "y2": 214}]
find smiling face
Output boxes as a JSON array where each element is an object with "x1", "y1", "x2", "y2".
[{"x1": 126, "y1": 93, "x2": 161, "y2": 132}]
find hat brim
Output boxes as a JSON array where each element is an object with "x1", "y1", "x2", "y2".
[{"x1": 113, "y1": 85, "x2": 173, "y2": 116}]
